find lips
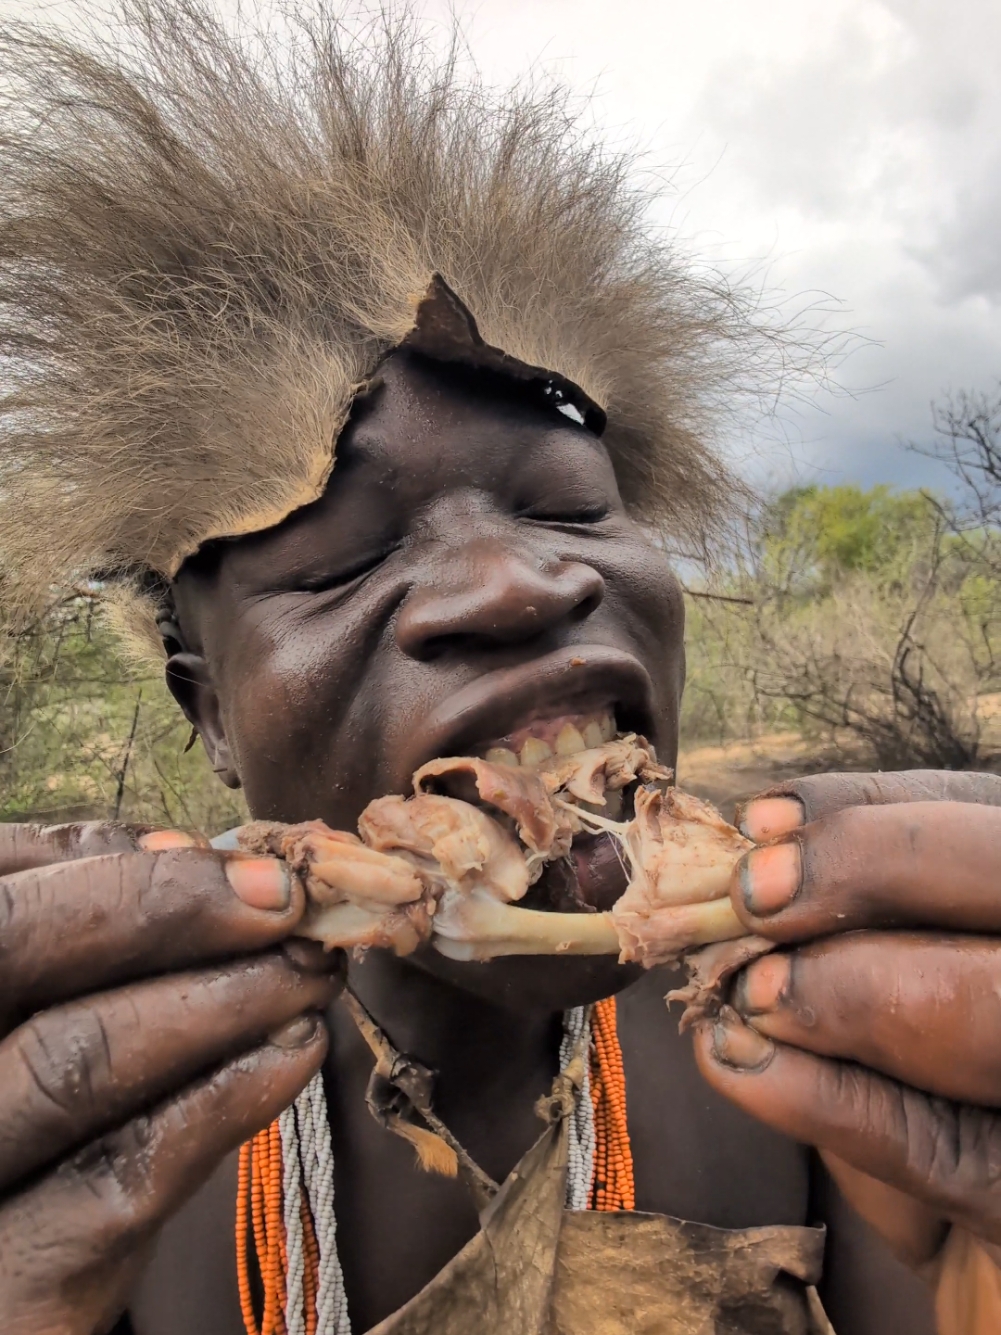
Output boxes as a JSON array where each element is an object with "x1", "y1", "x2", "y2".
[{"x1": 403, "y1": 645, "x2": 659, "y2": 785}]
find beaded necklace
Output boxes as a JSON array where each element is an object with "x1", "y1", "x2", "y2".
[{"x1": 235, "y1": 995, "x2": 634, "y2": 1335}]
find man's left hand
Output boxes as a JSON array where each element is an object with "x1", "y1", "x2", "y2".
[{"x1": 692, "y1": 770, "x2": 1001, "y2": 1268}]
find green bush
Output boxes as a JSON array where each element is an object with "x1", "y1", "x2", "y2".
[
  {"x1": 682, "y1": 482, "x2": 1001, "y2": 769},
  {"x1": 0, "y1": 594, "x2": 245, "y2": 833}
]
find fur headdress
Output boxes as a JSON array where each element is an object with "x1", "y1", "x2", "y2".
[{"x1": 0, "y1": 0, "x2": 773, "y2": 666}]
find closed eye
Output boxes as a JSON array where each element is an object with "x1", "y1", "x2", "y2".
[
  {"x1": 294, "y1": 546, "x2": 398, "y2": 593},
  {"x1": 519, "y1": 504, "x2": 611, "y2": 525}
]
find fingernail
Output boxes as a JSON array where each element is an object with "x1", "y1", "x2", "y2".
[
  {"x1": 738, "y1": 797, "x2": 804, "y2": 843},
  {"x1": 281, "y1": 939, "x2": 347, "y2": 979},
  {"x1": 225, "y1": 855, "x2": 292, "y2": 911},
  {"x1": 733, "y1": 952, "x2": 790, "y2": 1015},
  {"x1": 269, "y1": 1013, "x2": 323, "y2": 1048},
  {"x1": 139, "y1": 829, "x2": 202, "y2": 851},
  {"x1": 711, "y1": 1007, "x2": 775, "y2": 1071},
  {"x1": 740, "y1": 841, "x2": 801, "y2": 917}
]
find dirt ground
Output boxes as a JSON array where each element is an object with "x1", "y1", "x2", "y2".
[{"x1": 676, "y1": 732, "x2": 870, "y2": 824}]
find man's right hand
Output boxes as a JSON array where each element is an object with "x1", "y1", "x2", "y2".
[{"x1": 0, "y1": 822, "x2": 340, "y2": 1335}]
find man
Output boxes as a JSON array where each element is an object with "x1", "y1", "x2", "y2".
[{"x1": 1, "y1": 4, "x2": 999, "y2": 1332}]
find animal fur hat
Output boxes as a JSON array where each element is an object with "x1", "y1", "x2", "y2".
[{"x1": 0, "y1": 0, "x2": 776, "y2": 667}]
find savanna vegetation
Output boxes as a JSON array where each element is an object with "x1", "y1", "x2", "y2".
[
  {"x1": 3, "y1": 389, "x2": 1001, "y2": 830},
  {"x1": 683, "y1": 387, "x2": 1001, "y2": 772},
  {"x1": 0, "y1": 593, "x2": 246, "y2": 830}
]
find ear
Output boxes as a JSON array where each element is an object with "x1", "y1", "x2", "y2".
[{"x1": 165, "y1": 652, "x2": 242, "y2": 789}]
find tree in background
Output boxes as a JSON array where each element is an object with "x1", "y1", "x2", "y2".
[
  {"x1": 683, "y1": 395, "x2": 1001, "y2": 770},
  {"x1": 0, "y1": 590, "x2": 245, "y2": 831}
]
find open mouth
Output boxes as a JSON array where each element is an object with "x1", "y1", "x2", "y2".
[
  {"x1": 418, "y1": 704, "x2": 645, "y2": 916},
  {"x1": 394, "y1": 645, "x2": 662, "y2": 920},
  {"x1": 240, "y1": 714, "x2": 752, "y2": 988},
  {"x1": 403, "y1": 645, "x2": 658, "y2": 782},
  {"x1": 480, "y1": 707, "x2": 616, "y2": 769},
  {"x1": 236, "y1": 644, "x2": 759, "y2": 976},
  {"x1": 480, "y1": 707, "x2": 628, "y2": 913}
]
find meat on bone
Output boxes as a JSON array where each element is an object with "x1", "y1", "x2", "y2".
[{"x1": 238, "y1": 735, "x2": 761, "y2": 1016}]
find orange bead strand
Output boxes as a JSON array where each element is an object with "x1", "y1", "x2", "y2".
[
  {"x1": 235, "y1": 996, "x2": 636, "y2": 1334},
  {"x1": 589, "y1": 996, "x2": 635, "y2": 1211}
]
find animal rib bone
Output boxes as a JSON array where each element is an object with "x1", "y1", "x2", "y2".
[
  {"x1": 237, "y1": 736, "x2": 753, "y2": 986},
  {"x1": 431, "y1": 889, "x2": 621, "y2": 961}
]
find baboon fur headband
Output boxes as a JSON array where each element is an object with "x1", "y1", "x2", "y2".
[{"x1": 0, "y1": 0, "x2": 768, "y2": 668}]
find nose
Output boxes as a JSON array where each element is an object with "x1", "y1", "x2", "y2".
[{"x1": 396, "y1": 539, "x2": 605, "y2": 660}]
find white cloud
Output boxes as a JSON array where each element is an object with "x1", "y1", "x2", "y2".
[{"x1": 415, "y1": 0, "x2": 1001, "y2": 492}]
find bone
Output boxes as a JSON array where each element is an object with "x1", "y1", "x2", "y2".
[
  {"x1": 238, "y1": 737, "x2": 754, "y2": 981},
  {"x1": 613, "y1": 896, "x2": 747, "y2": 968},
  {"x1": 431, "y1": 890, "x2": 621, "y2": 961},
  {"x1": 298, "y1": 899, "x2": 431, "y2": 956}
]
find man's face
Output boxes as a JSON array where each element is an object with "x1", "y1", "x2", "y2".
[{"x1": 172, "y1": 351, "x2": 686, "y2": 1004}]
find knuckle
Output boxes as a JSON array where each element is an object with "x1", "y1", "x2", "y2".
[
  {"x1": 824, "y1": 1058, "x2": 879, "y2": 1128},
  {"x1": 0, "y1": 820, "x2": 139, "y2": 876},
  {"x1": 924, "y1": 1103, "x2": 1001, "y2": 1197},
  {"x1": 64, "y1": 1114, "x2": 163, "y2": 1246},
  {"x1": 0, "y1": 876, "x2": 18, "y2": 947},
  {"x1": 72, "y1": 821, "x2": 143, "y2": 857},
  {"x1": 15, "y1": 1006, "x2": 118, "y2": 1117},
  {"x1": 0, "y1": 869, "x2": 50, "y2": 981},
  {"x1": 889, "y1": 1088, "x2": 1001, "y2": 1233}
]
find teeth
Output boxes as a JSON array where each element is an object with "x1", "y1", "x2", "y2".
[
  {"x1": 520, "y1": 737, "x2": 554, "y2": 767},
  {"x1": 485, "y1": 747, "x2": 519, "y2": 768},
  {"x1": 582, "y1": 720, "x2": 604, "y2": 749},
  {"x1": 485, "y1": 711, "x2": 618, "y2": 769},
  {"x1": 555, "y1": 723, "x2": 586, "y2": 756}
]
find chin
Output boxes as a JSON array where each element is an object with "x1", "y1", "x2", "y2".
[{"x1": 408, "y1": 946, "x2": 644, "y2": 1013}]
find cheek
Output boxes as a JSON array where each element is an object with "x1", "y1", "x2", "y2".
[
  {"x1": 217, "y1": 614, "x2": 385, "y2": 823},
  {"x1": 596, "y1": 534, "x2": 686, "y2": 765},
  {"x1": 603, "y1": 533, "x2": 686, "y2": 689}
]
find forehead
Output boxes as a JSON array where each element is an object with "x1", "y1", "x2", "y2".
[
  {"x1": 174, "y1": 349, "x2": 618, "y2": 600},
  {"x1": 343, "y1": 350, "x2": 607, "y2": 487}
]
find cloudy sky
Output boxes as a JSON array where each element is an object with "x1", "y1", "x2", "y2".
[
  {"x1": 9, "y1": 0, "x2": 1000, "y2": 495},
  {"x1": 411, "y1": 0, "x2": 1001, "y2": 496}
]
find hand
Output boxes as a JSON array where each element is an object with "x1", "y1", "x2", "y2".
[
  {"x1": 691, "y1": 771, "x2": 1001, "y2": 1271},
  {"x1": 0, "y1": 822, "x2": 342, "y2": 1335}
]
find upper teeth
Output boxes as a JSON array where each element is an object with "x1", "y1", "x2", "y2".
[
  {"x1": 485, "y1": 747, "x2": 520, "y2": 768},
  {"x1": 485, "y1": 710, "x2": 615, "y2": 769},
  {"x1": 520, "y1": 737, "x2": 555, "y2": 766},
  {"x1": 555, "y1": 723, "x2": 585, "y2": 756},
  {"x1": 582, "y1": 720, "x2": 605, "y2": 748}
]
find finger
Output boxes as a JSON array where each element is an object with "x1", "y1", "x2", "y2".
[
  {"x1": 731, "y1": 801, "x2": 1001, "y2": 941},
  {"x1": 0, "y1": 1016, "x2": 326, "y2": 1335},
  {"x1": 0, "y1": 950, "x2": 340, "y2": 1192},
  {"x1": 818, "y1": 1150, "x2": 949, "y2": 1272},
  {"x1": 738, "y1": 771, "x2": 1001, "y2": 843},
  {"x1": 693, "y1": 1009, "x2": 1001, "y2": 1245},
  {"x1": 731, "y1": 934, "x2": 1001, "y2": 1105},
  {"x1": 0, "y1": 848, "x2": 303, "y2": 1028},
  {"x1": 0, "y1": 822, "x2": 208, "y2": 876}
]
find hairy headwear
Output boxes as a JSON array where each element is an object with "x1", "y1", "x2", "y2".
[{"x1": 0, "y1": 0, "x2": 773, "y2": 667}]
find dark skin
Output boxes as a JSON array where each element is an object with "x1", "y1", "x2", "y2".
[{"x1": 12, "y1": 348, "x2": 1000, "y2": 1334}]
